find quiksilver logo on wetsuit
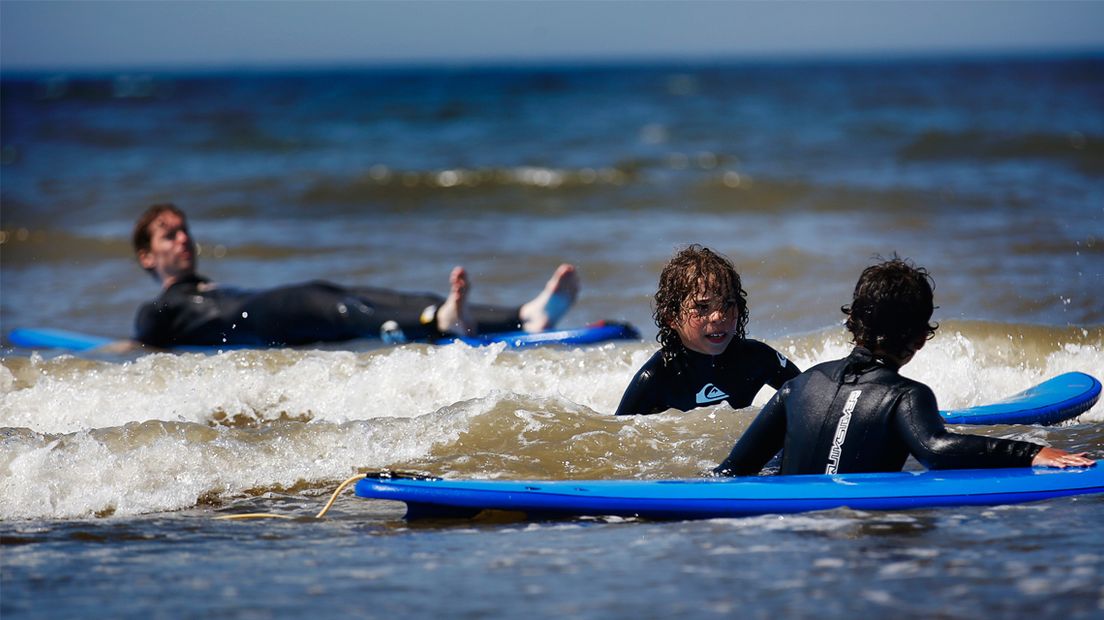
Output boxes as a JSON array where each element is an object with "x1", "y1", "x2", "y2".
[
  {"x1": 825, "y1": 389, "x2": 862, "y2": 475},
  {"x1": 695, "y1": 383, "x2": 730, "y2": 404}
]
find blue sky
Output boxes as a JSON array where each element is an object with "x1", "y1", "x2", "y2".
[{"x1": 3, "y1": 1, "x2": 1103, "y2": 71}]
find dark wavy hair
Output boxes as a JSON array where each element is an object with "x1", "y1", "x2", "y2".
[
  {"x1": 133, "y1": 203, "x2": 187, "y2": 254},
  {"x1": 654, "y1": 244, "x2": 749, "y2": 362},
  {"x1": 841, "y1": 256, "x2": 939, "y2": 358}
]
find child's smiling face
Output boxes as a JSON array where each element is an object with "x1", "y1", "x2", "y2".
[{"x1": 670, "y1": 283, "x2": 738, "y2": 355}]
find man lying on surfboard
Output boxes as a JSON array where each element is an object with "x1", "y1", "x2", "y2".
[
  {"x1": 615, "y1": 244, "x2": 800, "y2": 416},
  {"x1": 714, "y1": 256, "x2": 1093, "y2": 475},
  {"x1": 128, "y1": 203, "x2": 579, "y2": 348}
]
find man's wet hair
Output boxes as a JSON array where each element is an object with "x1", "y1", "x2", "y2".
[
  {"x1": 133, "y1": 203, "x2": 187, "y2": 274},
  {"x1": 841, "y1": 256, "x2": 939, "y2": 358},
  {"x1": 654, "y1": 244, "x2": 749, "y2": 362}
]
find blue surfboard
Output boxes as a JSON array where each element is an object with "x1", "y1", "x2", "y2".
[
  {"x1": 6, "y1": 320, "x2": 640, "y2": 352},
  {"x1": 7, "y1": 328, "x2": 115, "y2": 351},
  {"x1": 448, "y1": 321, "x2": 640, "y2": 348},
  {"x1": 940, "y1": 371, "x2": 1100, "y2": 426},
  {"x1": 355, "y1": 463, "x2": 1104, "y2": 521}
]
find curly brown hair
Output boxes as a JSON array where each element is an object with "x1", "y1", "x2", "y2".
[
  {"x1": 841, "y1": 256, "x2": 939, "y2": 359},
  {"x1": 654, "y1": 244, "x2": 749, "y2": 362}
]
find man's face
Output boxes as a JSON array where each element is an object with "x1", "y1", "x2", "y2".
[{"x1": 137, "y1": 211, "x2": 196, "y2": 284}]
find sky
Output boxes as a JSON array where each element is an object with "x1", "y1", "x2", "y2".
[{"x1": 2, "y1": 0, "x2": 1103, "y2": 71}]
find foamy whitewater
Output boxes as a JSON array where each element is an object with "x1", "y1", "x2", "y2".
[{"x1": 3, "y1": 323, "x2": 1100, "y2": 520}]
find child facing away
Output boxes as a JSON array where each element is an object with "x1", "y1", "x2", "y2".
[
  {"x1": 615, "y1": 244, "x2": 799, "y2": 416},
  {"x1": 713, "y1": 256, "x2": 1093, "y2": 476}
]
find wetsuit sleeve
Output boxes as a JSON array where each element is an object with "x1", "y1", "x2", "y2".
[
  {"x1": 134, "y1": 301, "x2": 170, "y2": 348},
  {"x1": 712, "y1": 388, "x2": 788, "y2": 476},
  {"x1": 893, "y1": 385, "x2": 1043, "y2": 469},
  {"x1": 614, "y1": 365, "x2": 666, "y2": 416}
]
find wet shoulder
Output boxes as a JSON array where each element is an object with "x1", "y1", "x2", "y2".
[
  {"x1": 159, "y1": 276, "x2": 208, "y2": 301},
  {"x1": 896, "y1": 374, "x2": 937, "y2": 403},
  {"x1": 725, "y1": 338, "x2": 792, "y2": 369},
  {"x1": 632, "y1": 348, "x2": 671, "y2": 382},
  {"x1": 851, "y1": 365, "x2": 938, "y2": 410}
]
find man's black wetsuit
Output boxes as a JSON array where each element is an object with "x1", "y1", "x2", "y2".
[
  {"x1": 614, "y1": 338, "x2": 800, "y2": 416},
  {"x1": 134, "y1": 274, "x2": 523, "y2": 348},
  {"x1": 713, "y1": 347, "x2": 1043, "y2": 476}
]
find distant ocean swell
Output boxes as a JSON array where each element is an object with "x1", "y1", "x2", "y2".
[
  {"x1": 899, "y1": 129, "x2": 1102, "y2": 168},
  {"x1": 4, "y1": 125, "x2": 1099, "y2": 174},
  {"x1": 7, "y1": 164, "x2": 1098, "y2": 225}
]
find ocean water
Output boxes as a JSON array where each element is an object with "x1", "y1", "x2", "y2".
[{"x1": 2, "y1": 56, "x2": 1103, "y2": 618}]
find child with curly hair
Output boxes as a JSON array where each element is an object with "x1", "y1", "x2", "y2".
[{"x1": 615, "y1": 244, "x2": 799, "y2": 416}]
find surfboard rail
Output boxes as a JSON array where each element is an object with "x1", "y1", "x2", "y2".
[
  {"x1": 939, "y1": 371, "x2": 1100, "y2": 426},
  {"x1": 6, "y1": 320, "x2": 641, "y2": 352},
  {"x1": 355, "y1": 463, "x2": 1104, "y2": 521}
]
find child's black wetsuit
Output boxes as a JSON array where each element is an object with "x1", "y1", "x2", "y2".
[
  {"x1": 714, "y1": 347, "x2": 1043, "y2": 476},
  {"x1": 614, "y1": 338, "x2": 800, "y2": 416},
  {"x1": 134, "y1": 274, "x2": 522, "y2": 348}
]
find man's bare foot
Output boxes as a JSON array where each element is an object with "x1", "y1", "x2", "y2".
[
  {"x1": 519, "y1": 263, "x2": 580, "y2": 333},
  {"x1": 437, "y1": 266, "x2": 475, "y2": 336}
]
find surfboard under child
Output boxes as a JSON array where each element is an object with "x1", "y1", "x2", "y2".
[{"x1": 355, "y1": 462, "x2": 1104, "y2": 521}]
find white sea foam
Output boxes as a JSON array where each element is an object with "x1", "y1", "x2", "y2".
[
  {"x1": 0, "y1": 344, "x2": 652, "y2": 434},
  {"x1": 0, "y1": 405, "x2": 478, "y2": 520},
  {"x1": 1, "y1": 326, "x2": 1100, "y2": 520}
]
